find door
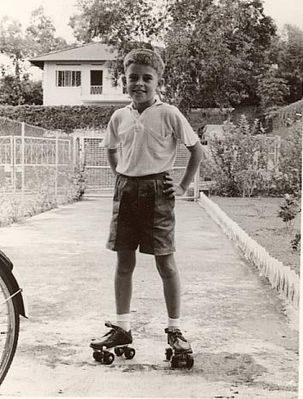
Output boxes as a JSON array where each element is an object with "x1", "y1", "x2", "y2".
[{"x1": 90, "y1": 70, "x2": 103, "y2": 94}]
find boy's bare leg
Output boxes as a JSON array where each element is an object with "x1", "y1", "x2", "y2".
[
  {"x1": 115, "y1": 250, "x2": 136, "y2": 316},
  {"x1": 155, "y1": 253, "x2": 181, "y2": 319}
]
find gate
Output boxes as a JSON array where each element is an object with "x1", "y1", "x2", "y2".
[{"x1": 76, "y1": 130, "x2": 200, "y2": 199}]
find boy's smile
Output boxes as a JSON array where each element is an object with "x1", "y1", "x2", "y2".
[{"x1": 125, "y1": 63, "x2": 162, "y2": 113}]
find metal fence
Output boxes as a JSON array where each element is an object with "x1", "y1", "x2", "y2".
[
  {"x1": 75, "y1": 130, "x2": 200, "y2": 199},
  {"x1": 0, "y1": 117, "x2": 78, "y2": 202}
]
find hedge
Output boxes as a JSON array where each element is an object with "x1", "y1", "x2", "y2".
[{"x1": 0, "y1": 105, "x2": 121, "y2": 133}]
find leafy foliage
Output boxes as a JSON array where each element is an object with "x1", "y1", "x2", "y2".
[
  {"x1": 0, "y1": 73, "x2": 42, "y2": 105},
  {"x1": 277, "y1": 24, "x2": 303, "y2": 103},
  {"x1": 278, "y1": 194, "x2": 300, "y2": 224},
  {"x1": 25, "y1": 6, "x2": 68, "y2": 56},
  {"x1": 0, "y1": 104, "x2": 117, "y2": 132},
  {"x1": 272, "y1": 121, "x2": 302, "y2": 195},
  {"x1": 256, "y1": 71, "x2": 289, "y2": 111},
  {"x1": 208, "y1": 115, "x2": 275, "y2": 197},
  {"x1": 163, "y1": 0, "x2": 277, "y2": 110}
]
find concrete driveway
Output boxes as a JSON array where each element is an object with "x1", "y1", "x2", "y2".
[{"x1": 0, "y1": 197, "x2": 299, "y2": 398}]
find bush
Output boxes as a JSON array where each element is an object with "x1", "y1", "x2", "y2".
[
  {"x1": 208, "y1": 115, "x2": 274, "y2": 197},
  {"x1": 272, "y1": 121, "x2": 302, "y2": 196},
  {"x1": 278, "y1": 193, "x2": 300, "y2": 224},
  {"x1": 0, "y1": 104, "x2": 119, "y2": 133}
]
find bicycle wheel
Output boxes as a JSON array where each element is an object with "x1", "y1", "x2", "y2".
[{"x1": 0, "y1": 267, "x2": 20, "y2": 385}]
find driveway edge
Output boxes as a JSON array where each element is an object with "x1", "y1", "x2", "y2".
[{"x1": 198, "y1": 193, "x2": 300, "y2": 310}]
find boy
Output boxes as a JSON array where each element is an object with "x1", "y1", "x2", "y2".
[{"x1": 90, "y1": 48, "x2": 203, "y2": 367}]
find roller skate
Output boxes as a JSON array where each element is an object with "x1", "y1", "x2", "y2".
[
  {"x1": 90, "y1": 321, "x2": 135, "y2": 365},
  {"x1": 164, "y1": 327, "x2": 194, "y2": 369}
]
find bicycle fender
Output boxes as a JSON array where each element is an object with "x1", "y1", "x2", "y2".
[{"x1": 0, "y1": 250, "x2": 28, "y2": 318}]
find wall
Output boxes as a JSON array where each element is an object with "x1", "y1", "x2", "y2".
[{"x1": 43, "y1": 61, "x2": 129, "y2": 106}]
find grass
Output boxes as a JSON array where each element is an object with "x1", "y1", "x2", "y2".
[{"x1": 210, "y1": 196, "x2": 301, "y2": 276}]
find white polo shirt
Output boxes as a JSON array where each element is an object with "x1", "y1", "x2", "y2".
[{"x1": 103, "y1": 99, "x2": 199, "y2": 176}]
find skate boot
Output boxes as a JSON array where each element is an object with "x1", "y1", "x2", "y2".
[
  {"x1": 165, "y1": 327, "x2": 194, "y2": 369},
  {"x1": 90, "y1": 321, "x2": 135, "y2": 364}
]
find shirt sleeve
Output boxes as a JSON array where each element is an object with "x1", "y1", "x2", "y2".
[
  {"x1": 102, "y1": 110, "x2": 121, "y2": 149},
  {"x1": 171, "y1": 106, "x2": 199, "y2": 146}
]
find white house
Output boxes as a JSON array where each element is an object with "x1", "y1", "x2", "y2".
[{"x1": 29, "y1": 42, "x2": 130, "y2": 106}]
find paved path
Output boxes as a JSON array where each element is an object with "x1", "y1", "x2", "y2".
[{"x1": 0, "y1": 197, "x2": 299, "y2": 398}]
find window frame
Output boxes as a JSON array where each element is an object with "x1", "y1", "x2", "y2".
[{"x1": 56, "y1": 70, "x2": 81, "y2": 88}]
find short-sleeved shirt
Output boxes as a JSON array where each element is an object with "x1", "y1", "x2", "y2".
[{"x1": 103, "y1": 99, "x2": 199, "y2": 176}]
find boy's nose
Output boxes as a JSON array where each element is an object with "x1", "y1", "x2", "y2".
[{"x1": 136, "y1": 77, "x2": 145, "y2": 86}]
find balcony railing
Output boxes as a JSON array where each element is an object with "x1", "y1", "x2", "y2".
[{"x1": 90, "y1": 85, "x2": 103, "y2": 95}]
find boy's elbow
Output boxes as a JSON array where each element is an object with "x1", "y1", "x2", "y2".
[{"x1": 192, "y1": 141, "x2": 204, "y2": 161}]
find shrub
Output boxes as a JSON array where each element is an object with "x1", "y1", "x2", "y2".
[
  {"x1": 272, "y1": 121, "x2": 302, "y2": 196},
  {"x1": 278, "y1": 194, "x2": 300, "y2": 225},
  {"x1": 0, "y1": 104, "x2": 119, "y2": 133},
  {"x1": 208, "y1": 115, "x2": 274, "y2": 197}
]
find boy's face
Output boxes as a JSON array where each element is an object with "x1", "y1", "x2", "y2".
[{"x1": 125, "y1": 63, "x2": 162, "y2": 111}]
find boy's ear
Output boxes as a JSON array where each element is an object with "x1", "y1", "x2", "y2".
[{"x1": 158, "y1": 78, "x2": 164, "y2": 88}]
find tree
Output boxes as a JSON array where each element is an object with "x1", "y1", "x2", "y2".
[
  {"x1": 0, "y1": 72, "x2": 43, "y2": 105},
  {"x1": 276, "y1": 24, "x2": 303, "y2": 102},
  {"x1": 69, "y1": 0, "x2": 167, "y2": 83},
  {"x1": 256, "y1": 70, "x2": 289, "y2": 110},
  {"x1": 0, "y1": 17, "x2": 29, "y2": 79},
  {"x1": 25, "y1": 6, "x2": 67, "y2": 56},
  {"x1": 163, "y1": 0, "x2": 277, "y2": 110},
  {"x1": 0, "y1": 8, "x2": 66, "y2": 105}
]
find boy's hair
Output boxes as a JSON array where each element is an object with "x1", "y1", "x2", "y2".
[{"x1": 123, "y1": 48, "x2": 165, "y2": 78}]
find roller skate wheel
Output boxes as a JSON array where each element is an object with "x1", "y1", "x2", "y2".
[
  {"x1": 124, "y1": 347, "x2": 136, "y2": 360},
  {"x1": 186, "y1": 354, "x2": 194, "y2": 369},
  {"x1": 103, "y1": 351, "x2": 115, "y2": 365},
  {"x1": 165, "y1": 347, "x2": 173, "y2": 361},
  {"x1": 93, "y1": 351, "x2": 103, "y2": 362},
  {"x1": 171, "y1": 354, "x2": 188, "y2": 369},
  {"x1": 114, "y1": 347, "x2": 124, "y2": 357}
]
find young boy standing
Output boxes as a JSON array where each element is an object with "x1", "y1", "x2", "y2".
[{"x1": 90, "y1": 48, "x2": 203, "y2": 368}]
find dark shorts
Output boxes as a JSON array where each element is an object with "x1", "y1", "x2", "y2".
[{"x1": 107, "y1": 172, "x2": 175, "y2": 255}]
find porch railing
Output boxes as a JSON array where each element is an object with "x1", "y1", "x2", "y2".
[{"x1": 90, "y1": 85, "x2": 103, "y2": 95}]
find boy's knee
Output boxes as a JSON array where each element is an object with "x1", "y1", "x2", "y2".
[
  {"x1": 116, "y1": 251, "x2": 136, "y2": 276},
  {"x1": 155, "y1": 254, "x2": 178, "y2": 279}
]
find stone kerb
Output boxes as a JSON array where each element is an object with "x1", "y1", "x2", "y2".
[{"x1": 198, "y1": 193, "x2": 300, "y2": 310}]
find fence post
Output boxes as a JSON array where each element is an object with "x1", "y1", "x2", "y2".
[
  {"x1": 55, "y1": 132, "x2": 58, "y2": 198},
  {"x1": 21, "y1": 122, "x2": 25, "y2": 205},
  {"x1": 12, "y1": 136, "x2": 16, "y2": 194}
]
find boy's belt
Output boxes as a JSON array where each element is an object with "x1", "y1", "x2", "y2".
[{"x1": 118, "y1": 171, "x2": 168, "y2": 180}]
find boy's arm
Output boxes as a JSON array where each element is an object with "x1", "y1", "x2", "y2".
[
  {"x1": 163, "y1": 141, "x2": 203, "y2": 198},
  {"x1": 107, "y1": 148, "x2": 119, "y2": 175}
]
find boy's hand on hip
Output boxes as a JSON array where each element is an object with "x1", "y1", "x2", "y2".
[{"x1": 163, "y1": 175, "x2": 186, "y2": 198}]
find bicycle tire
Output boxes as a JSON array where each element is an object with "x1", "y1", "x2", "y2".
[{"x1": 0, "y1": 267, "x2": 20, "y2": 385}]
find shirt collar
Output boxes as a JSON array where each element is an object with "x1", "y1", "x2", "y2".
[{"x1": 126, "y1": 97, "x2": 163, "y2": 110}]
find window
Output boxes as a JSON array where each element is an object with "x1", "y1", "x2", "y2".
[{"x1": 56, "y1": 71, "x2": 81, "y2": 87}]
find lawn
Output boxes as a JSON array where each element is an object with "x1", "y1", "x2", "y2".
[{"x1": 210, "y1": 196, "x2": 301, "y2": 276}]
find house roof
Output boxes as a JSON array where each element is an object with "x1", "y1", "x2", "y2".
[{"x1": 29, "y1": 42, "x2": 117, "y2": 69}]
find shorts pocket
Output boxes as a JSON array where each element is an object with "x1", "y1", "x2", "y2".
[{"x1": 113, "y1": 175, "x2": 128, "y2": 202}]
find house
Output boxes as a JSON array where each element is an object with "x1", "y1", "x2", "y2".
[{"x1": 29, "y1": 42, "x2": 130, "y2": 106}]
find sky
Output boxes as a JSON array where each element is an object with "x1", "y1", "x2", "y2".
[
  {"x1": 0, "y1": 0, "x2": 303, "y2": 42},
  {"x1": 0, "y1": 0, "x2": 302, "y2": 79}
]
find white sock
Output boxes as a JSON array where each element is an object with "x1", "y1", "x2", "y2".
[
  {"x1": 116, "y1": 313, "x2": 131, "y2": 331},
  {"x1": 168, "y1": 317, "x2": 180, "y2": 329}
]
